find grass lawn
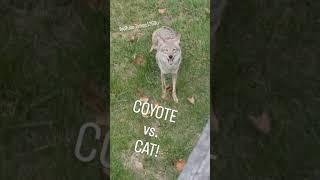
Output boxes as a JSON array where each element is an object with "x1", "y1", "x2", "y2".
[{"x1": 110, "y1": 0, "x2": 210, "y2": 179}]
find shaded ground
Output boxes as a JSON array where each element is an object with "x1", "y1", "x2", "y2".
[
  {"x1": 213, "y1": 0, "x2": 320, "y2": 179},
  {"x1": 0, "y1": 1, "x2": 107, "y2": 179}
]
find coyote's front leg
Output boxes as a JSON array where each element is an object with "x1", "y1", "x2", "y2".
[
  {"x1": 161, "y1": 72, "x2": 166, "y2": 99},
  {"x1": 172, "y1": 73, "x2": 178, "y2": 103}
]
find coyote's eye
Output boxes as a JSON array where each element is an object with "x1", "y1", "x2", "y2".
[{"x1": 173, "y1": 48, "x2": 176, "y2": 52}]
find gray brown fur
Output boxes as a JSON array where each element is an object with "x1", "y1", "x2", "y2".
[{"x1": 150, "y1": 26, "x2": 182, "y2": 103}]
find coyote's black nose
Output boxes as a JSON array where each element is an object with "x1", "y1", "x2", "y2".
[{"x1": 169, "y1": 55, "x2": 173, "y2": 59}]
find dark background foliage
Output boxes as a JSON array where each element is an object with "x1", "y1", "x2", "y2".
[
  {"x1": 0, "y1": 0, "x2": 108, "y2": 179},
  {"x1": 213, "y1": 0, "x2": 320, "y2": 179}
]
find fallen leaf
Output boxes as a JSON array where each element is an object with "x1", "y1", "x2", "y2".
[
  {"x1": 175, "y1": 159, "x2": 186, "y2": 172},
  {"x1": 128, "y1": 34, "x2": 136, "y2": 42},
  {"x1": 158, "y1": 8, "x2": 166, "y2": 14},
  {"x1": 131, "y1": 31, "x2": 144, "y2": 40},
  {"x1": 139, "y1": 96, "x2": 149, "y2": 103},
  {"x1": 187, "y1": 96, "x2": 195, "y2": 104},
  {"x1": 132, "y1": 54, "x2": 145, "y2": 65},
  {"x1": 249, "y1": 111, "x2": 271, "y2": 134}
]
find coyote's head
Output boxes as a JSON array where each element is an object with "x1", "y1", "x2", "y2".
[{"x1": 157, "y1": 34, "x2": 181, "y2": 65}]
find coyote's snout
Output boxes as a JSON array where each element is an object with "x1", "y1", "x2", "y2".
[{"x1": 150, "y1": 26, "x2": 182, "y2": 103}]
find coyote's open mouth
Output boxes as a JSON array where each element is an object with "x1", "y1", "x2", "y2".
[{"x1": 167, "y1": 56, "x2": 175, "y2": 65}]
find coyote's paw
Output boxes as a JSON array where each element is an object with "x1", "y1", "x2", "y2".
[{"x1": 172, "y1": 94, "x2": 179, "y2": 103}]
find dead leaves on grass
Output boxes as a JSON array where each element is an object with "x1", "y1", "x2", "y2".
[
  {"x1": 126, "y1": 31, "x2": 144, "y2": 42},
  {"x1": 175, "y1": 159, "x2": 186, "y2": 172},
  {"x1": 132, "y1": 54, "x2": 145, "y2": 65},
  {"x1": 158, "y1": 8, "x2": 167, "y2": 14},
  {"x1": 128, "y1": 33, "x2": 136, "y2": 42},
  {"x1": 249, "y1": 111, "x2": 271, "y2": 134},
  {"x1": 139, "y1": 95, "x2": 149, "y2": 103},
  {"x1": 187, "y1": 96, "x2": 195, "y2": 105}
]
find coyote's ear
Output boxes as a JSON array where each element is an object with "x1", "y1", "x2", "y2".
[
  {"x1": 175, "y1": 33, "x2": 181, "y2": 44},
  {"x1": 157, "y1": 36, "x2": 165, "y2": 46}
]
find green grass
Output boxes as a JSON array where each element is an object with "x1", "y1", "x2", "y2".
[{"x1": 110, "y1": 0, "x2": 210, "y2": 179}]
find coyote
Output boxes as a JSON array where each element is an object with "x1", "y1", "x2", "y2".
[{"x1": 150, "y1": 26, "x2": 182, "y2": 103}]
